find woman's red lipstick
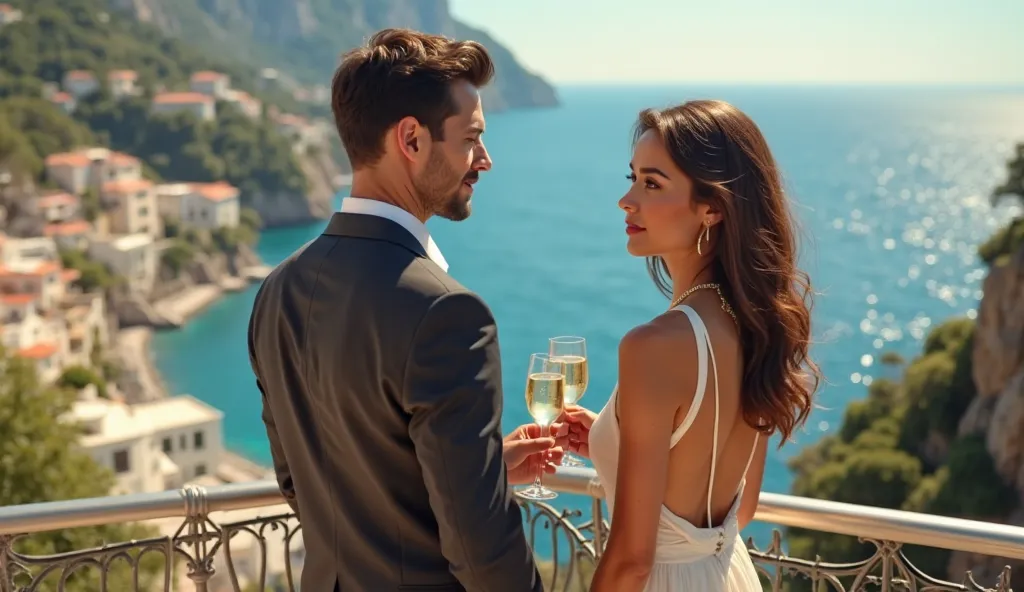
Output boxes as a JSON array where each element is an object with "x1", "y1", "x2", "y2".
[{"x1": 626, "y1": 223, "x2": 646, "y2": 235}]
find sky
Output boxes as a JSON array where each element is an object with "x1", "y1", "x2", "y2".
[{"x1": 448, "y1": 0, "x2": 1024, "y2": 85}]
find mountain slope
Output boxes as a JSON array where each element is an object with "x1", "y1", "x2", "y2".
[
  {"x1": 108, "y1": 0, "x2": 559, "y2": 111},
  {"x1": 0, "y1": 0, "x2": 334, "y2": 225}
]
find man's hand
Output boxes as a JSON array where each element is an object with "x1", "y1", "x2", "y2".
[{"x1": 503, "y1": 423, "x2": 568, "y2": 485}]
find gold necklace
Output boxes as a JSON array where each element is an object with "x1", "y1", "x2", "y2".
[{"x1": 668, "y1": 282, "x2": 738, "y2": 324}]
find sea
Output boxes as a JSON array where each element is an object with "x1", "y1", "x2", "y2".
[{"x1": 150, "y1": 84, "x2": 1024, "y2": 554}]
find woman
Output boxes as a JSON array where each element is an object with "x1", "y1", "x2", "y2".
[{"x1": 563, "y1": 100, "x2": 820, "y2": 591}]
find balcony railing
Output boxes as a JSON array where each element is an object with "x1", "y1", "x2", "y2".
[{"x1": 1, "y1": 466, "x2": 1023, "y2": 591}]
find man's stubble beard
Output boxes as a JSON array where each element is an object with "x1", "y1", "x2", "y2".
[{"x1": 414, "y1": 149, "x2": 472, "y2": 222}]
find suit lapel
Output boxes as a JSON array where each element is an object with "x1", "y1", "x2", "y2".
[{"x1": 323, "y1": 212, "x2": 429, "y2": 260}]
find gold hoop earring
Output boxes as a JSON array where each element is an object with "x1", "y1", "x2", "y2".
[{"x1": 697, "y1": 223, "x2": 711, "y2": 256}]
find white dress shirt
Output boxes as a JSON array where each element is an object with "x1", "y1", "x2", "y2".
[{"x1": 339, "y1": 197, "x2": 449, "y2": 272}]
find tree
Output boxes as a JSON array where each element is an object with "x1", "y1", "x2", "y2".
[
  {"x1": 992, "y1": 142, "x2": 1023, "y2": 205},
  {"x1": 0, "y1": 347, "x2": 167, "y2": 591},
  {"x1": 57, "y1": 365, "x2": 108, "y2": 398}
]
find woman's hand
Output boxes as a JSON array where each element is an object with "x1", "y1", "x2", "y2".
[{"x1": 560, "y1": 405, "x2": 599, "y2": 459}]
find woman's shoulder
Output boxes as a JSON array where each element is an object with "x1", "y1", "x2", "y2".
[
  {"x1": 616, "y1": 314, "x2": 700, "y2": 408},
  {"x1": 620, "y1": 304, "x2": 709, "y2": 354}
]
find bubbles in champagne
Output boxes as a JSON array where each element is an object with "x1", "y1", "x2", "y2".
[
  {"x1": 525, "y1": 372, "x2": 565, "y2": 426},
  {"x1": 551, "y1": 355, "x2": 588, "y2": 405}
]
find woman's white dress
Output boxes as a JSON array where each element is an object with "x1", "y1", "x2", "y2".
[{"x1": 588, "y1": 304, "x2": 762, "y2": 591}]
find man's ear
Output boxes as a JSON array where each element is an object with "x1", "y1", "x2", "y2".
[{"x1": 395, "y1": 116, "x2": 425, "y2": 162}]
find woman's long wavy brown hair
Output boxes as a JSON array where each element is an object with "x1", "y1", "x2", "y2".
[{"x1": 634, "y1": 100, "x2": 821, "y2": 445}]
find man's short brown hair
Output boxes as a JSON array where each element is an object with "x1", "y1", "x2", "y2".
[{"x1": 331, "y1": 28, "x2": 495, "y2": 169}]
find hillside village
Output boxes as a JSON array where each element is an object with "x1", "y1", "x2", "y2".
[{"x1": 0, "y1": 53, "x2": 303, "y2": 591}]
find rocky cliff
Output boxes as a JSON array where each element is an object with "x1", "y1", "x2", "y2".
[
  {"x1": 108, "y1": 0, "x2": 558, "y2": 112},
  {"x1": 953, "y1": 225, "x2": 1024, "y2": 583}
]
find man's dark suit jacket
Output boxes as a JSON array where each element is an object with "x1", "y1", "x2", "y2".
[{"x1": 247, "y1": 211, "x2": 543, "y2": 591}]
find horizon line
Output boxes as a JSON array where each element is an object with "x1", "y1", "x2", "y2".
[{"x1": 546, "y1": 80, "x2": 1024, "y2": 88}]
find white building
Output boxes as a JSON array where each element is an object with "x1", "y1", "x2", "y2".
[
  {"x1": 88, "y1": 233, "x2": 157, "y2": 294},
  {"x1": 100, "y1": 178, "x2": 160, "y2": 238},
  {"x1": 86, "y1": 148, "x2": 143, "y2": 186},
  {"x1": 182, "y1": 182, "x2": 240, "y2": 230},
  {"x1": 44, "y1": 152, "x2": 92, "y2": 195},
  {"x1": 151, "y1": 92, "x2": 215, "y2": 122},
  {"x1": 44, "y1": 148, "x2": 143, "y2": 196},
  {"x1": 107, "y1": 70, "x2": 138, "y2": 100},
  {"x1": 274, "y1": 113, "x2": 324, "y2": 154},
  {"x1": 58, "y1": 292, "x2": 108, "y2": 369},
  {"x1": 0, "y1": 236, "x2": 68, "y2": 313},
  {"x1": 0, "y1": 4, "x2": 23, "y2": 26},
  {"x1": 43, "y1": 219, "x2": 93, "y2": 251},
  {"x1": 70, "y1": 393, "x2": 225, "y2": 495},
  {"x1": 49, "y1": 92, "x2": 76, "y2": 115},
  {"x1": 223, "y1": 90, "x2": 261, "y2": 120},
  {"x1": 33, "y1": 191, "x2": 80, "y2": 223},
  {"x1": 0, "y1": 294, "x2": 67, "y2": 383},
  {"x1": 154, "y1": 183, "x2": 192, "y2": 223},
  {"x1": 189, "y1": 71, "x2": 231, "y2": 100},
  {"x1": 62, "y1": 70, "x2": 99, "y2": 99}
]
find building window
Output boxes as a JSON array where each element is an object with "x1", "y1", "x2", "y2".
[
  {"x1": 195, "y1": 464, "x2": 207, "y2": 477},
  {"x1": 113, "y1": 449, "x2": 130, "y2": 473},
  {"x1": 193, "y1": 431, "x2": 204, "y2": 449},
  {"x1": 179, "y1": 434, "x2": 187, "y2": 450},
  {"x1": 162, "y1": 437, "x2": 172, "y2": 453}
]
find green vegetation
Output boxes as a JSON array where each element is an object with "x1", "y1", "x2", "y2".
[
  {"x1": 75, "y1": 92, "x2": 307, "y2": 197},
  {"x1": 57, "y1": 365, "x2": 108, "y2": 399},
  {"x1": 785, "y1": 145, "x2": 1024, "y2": 590},
  {"x1": 160, "y1": 205, "x2": 261, "y2": 277},
  {"x1": 0, "y1": 346, "x2": 168, "y2": 592},
  {"x1": 58, "y1": 248, "x2": 118, "y2": 293},
  {"x1": 0, "y1": 0, "x2": 307, "y2": 198},
  {"x1": 0, "y1": 96, "x2": 95, "y2": 182}
]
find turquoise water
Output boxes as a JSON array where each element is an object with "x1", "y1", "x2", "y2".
[{"x1": 151, "y1": 85, "x2": 1024, "y2": 550}]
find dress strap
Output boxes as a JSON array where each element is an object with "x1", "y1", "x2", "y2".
[
  {"x1": 671, "y1": 305, "x2": 720, "y2": 529},
  {"x1": 667, "y1": 305, "x2": 708, "y2": 448}
]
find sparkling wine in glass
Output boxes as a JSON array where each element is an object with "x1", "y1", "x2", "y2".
[
  {"x1": 516, "y1": 353, "x2": 566, "y2": 501},
  {"x1": 549, "y1": 336, "x2": 588, "y2": 467}
]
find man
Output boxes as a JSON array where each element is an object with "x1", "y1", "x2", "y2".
[{"x1": 247, "y1": 28, "x2": 560, "y2": 591}]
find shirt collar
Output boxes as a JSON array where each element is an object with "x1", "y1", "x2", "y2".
[{"x1": 338, "y1": 197, "x2": 448, "y2": 272}]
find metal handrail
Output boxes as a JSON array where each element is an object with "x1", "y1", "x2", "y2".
[{"x1": 3, "y1": 467, "x2": 1024, "y2": 561}]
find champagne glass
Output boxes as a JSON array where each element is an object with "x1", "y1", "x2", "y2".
[
  {"x1": 516, "y1": 353, "x2": 566, "y2": 501},
  {"x1": 549, "y1": 336, "x2": 588, "y2": 467}
]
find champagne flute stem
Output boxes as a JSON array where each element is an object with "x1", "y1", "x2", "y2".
[{"x1": 534, "y1": 422, "x2": 547, "y2": 489}]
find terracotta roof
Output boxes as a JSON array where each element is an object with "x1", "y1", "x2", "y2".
[
  {"x1": 50, "y1": 92, "x2": 74, "y2": 103},
  {"x1": 36, "y1": 192, "x2": 79, "y2": 209},
  {"x1": 62, "y1": 269, "x2": 82, "y2": 283},
  {"x1": 0, "y1": 261, "x2": 62, "y2": 278},
  {"x1": 107, "y1": 70, "x2": 138, "y2": 81},
  {"x1": 276, "y1": 113, "x2": 306, "y2": 127},
  {"x1": 191, "y1": 181, "x2": 239, "y2": 202},
  {"x1": 16, "y1": 343, "x2": 59, "y2": 359},
  {"x1": 44, "y1": 220, "x2": 92, "y2": 236},
  {"x1": 153, "y1": 92, "x2": 214, "y2": 105},
  {"x1": 1, "y1": 293, "x2": 37, "y2": 305},
  {"x1": 107, "y1": 152, "x2": 140, "y2": 166},
  {"x1": 0, "y1": 5, "x2": 15, "y2": 13},
  {"x1": 102, "y1": 179, "x2": 153, "y2": 194},
  {"x1": 190, "y1": 71, "x2": 227, "y2": 82},
  {"x1": 65, "y1": 70, "x2": 95, "y2": 81},
  {"x1": 45, "y1": 152, "x2": 92, "y2": 168}
]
